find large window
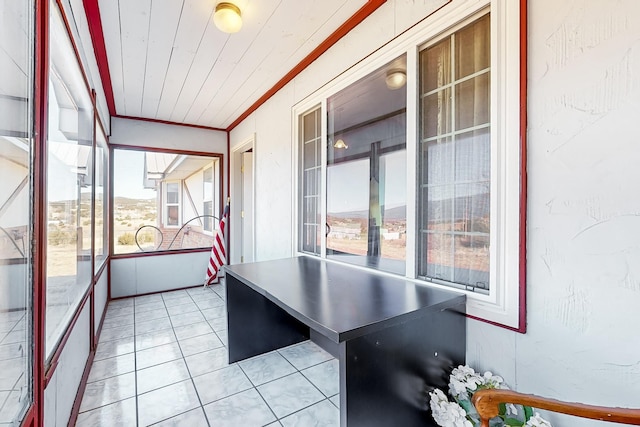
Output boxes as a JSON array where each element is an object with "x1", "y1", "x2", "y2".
[
  {"x1": 295, "y1": 1, "x2": 523, "y2": 330},
  {"x1": 0, "y1": 0, "x2": 34, "y2": 423},
  {"x1": 418, "y1": 14, "x2": 490, "y2": 291},
  {"x1": 45, "y1": 3, "x2": 94, "y2": 358},
  {"x1": 326, "y1": 57, "x2": 407, "y2": 275},
  {"x1": 113, "y1": 148, "x2": 223, "y2": 254}
]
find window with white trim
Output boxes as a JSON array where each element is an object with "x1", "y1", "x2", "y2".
[
  {"x1": 418, "y1": 14, "x2": 491, "y2": 292},
  {"x1": 298, "y1": 106, "x2": 322, "y2": 255},
  {"x1": 294, "y1": 0, "x2": 523, "y2": 330},
  {"x1": 165, "y1": 182, "x2": 180, "y2": 227}
]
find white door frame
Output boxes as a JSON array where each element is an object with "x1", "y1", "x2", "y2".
[{"x1": 230, "y1": 134, "x2": 255, "y2": 264}]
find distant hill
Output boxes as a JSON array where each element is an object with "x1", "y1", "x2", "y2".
[
  {"x1": 329, "y1": 205, "x2": 406, "y2": 220},
  {"x1": 114, "y1": 197, "x2": 156, "y2": 207}
]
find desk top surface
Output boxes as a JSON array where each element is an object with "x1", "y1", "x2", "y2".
[{"x1": 225, "y1": 256, "x2": 465, "y2": 342}]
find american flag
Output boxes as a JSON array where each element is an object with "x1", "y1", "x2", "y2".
[{"x1": 205, "y1": 203, "x2": 229, "y2": 286}]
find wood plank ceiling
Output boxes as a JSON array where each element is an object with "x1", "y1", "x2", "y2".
[{"x1": 97, "y1": 0, "x2": 369, "y2": 130}]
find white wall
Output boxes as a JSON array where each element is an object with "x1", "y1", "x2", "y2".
[
  {"x1": 466, "y1": 1, "x2": 640, "y2": 425},
  {"x1": 111, "y1": 251, "x2": 211, "y2": 298},
  {"x1": 94, "y1": 266, "x2": 108, "y2": 335},
  {"x1": 231, "y1": 0, "x2": 640, "y2": 424},
  {"x1": 44, "y1": 303, "x2": 90, "y2": 427},
  {"x1": 110, "y1": 117, "x2": 227, "y2": 155}
]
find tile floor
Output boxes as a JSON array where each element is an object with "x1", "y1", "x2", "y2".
[{"x1": 76, "y1": 282, "x2": 340, "y2": 426}]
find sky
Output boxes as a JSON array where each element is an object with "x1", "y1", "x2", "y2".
[{"x1": 114, "y1": 150, "x2": 157, "y2": 199}]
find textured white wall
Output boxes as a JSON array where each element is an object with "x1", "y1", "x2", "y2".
[
  {"x1": 467, "y1": 1, "x2": 640, "y2": 425},
  {"x1": 232, "y1": 0, "x2": 640, "y2": 423}
]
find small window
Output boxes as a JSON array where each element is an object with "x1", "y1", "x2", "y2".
[{"x1": 165, "y1": 182, "x2": 180, "y2": 226}]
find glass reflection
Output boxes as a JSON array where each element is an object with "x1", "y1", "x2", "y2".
[{"x1": 0, "y1": 0, "x2": 34, "y2": 423}]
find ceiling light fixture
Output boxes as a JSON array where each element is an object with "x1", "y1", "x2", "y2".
[
  {"x1": 385, "y1": 69, "x2": 406, "y2": 90},
  {"x1": 333, "y1": 139, "x2": 348, "y2": 149},
  {"x1": 214, "y1": 2, "x2": 242, "y2": 33}
]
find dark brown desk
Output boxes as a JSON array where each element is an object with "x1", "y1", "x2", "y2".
[{"x1": 225, "y1": 256, "x2": 466, "y2": 426}]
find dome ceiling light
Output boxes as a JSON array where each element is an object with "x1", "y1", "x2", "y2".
[
  {"x1": 385, "y1": 69, "x2": 406, "y2": 90},
  {"x1": 214, "y1": 2, "x2": 242, "y2": 33}
]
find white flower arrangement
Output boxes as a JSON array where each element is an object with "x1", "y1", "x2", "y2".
[{"x1": 429, "y1": 365, "x2": 552, "y2": 427}]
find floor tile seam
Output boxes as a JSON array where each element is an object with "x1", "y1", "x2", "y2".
[
  {"x1": 134, "y1": 355, "x2": 184, "y2": 372},
  {"x1": 134, "y1": 325, "x2": 174, "y2": 336},
  {"x1": 147, "y1": 406, "x2": 209, "y2": 427},
  {"x1": 328, "y1": 393, "x2": 339, "y2": 409},
  {"x1": 133, "y1": 297, "x2": 141, "y2": 427},
  {"x1": 166, "y1": 298, "x2": 213, "y2": 427},
  {"x1": 250, "y1": 384, "x2": 282, "y2": 423},
  {"x1": 276, "y1": 397, "x2": 336, "y2": 423},
  {"x1": 175, "y1": 328, "x2": 216, "y2": 342},
  {"x1": 101, "y1": 321, "x2": 135, "y2": 331},
  {"x1": 297, "y1": 368, "x2": 334, "y2": 399},
  {"x1": 98, "y1": 333, "x2": 136, "y2": 344},
  {"x1": 136, "y1": 372, "x2": 193, "y2": 397},
  {"x1": 76, "y1": 394, "x2": 134, "y2": 415},
  {"x1": 86, "y1": 365, "x2": 137, "y2": 385},
  {"x1": 0, "y1": 353, "x2": 28, "y2": 364},
  {"x1": 78, "y1": 388, "x2": 137, "y2": 415},
  {"x1": 236, "y1": 357, "x2": 298, "y2": 388},
  {"x1": 135, "y1": 341, "x2": 176, "y2": 353}
]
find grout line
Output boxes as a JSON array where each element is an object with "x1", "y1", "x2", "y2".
[
  {"x1": 133, "y1": 298, "x2": 140, "y2": 427},
  {"x1": 162, "y1": 290, "x2": 212, "y2": 427}
]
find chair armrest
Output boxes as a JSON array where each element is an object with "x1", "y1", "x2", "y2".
[{"x1": 472, "y1": 389, "x2": 640, "y2": 426}]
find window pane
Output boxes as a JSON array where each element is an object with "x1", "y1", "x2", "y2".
[
  {"x1": 46, "y1": 4, "x2": 94, "y2": 358},
  {"x1": 455, "y1": 73, "x2": 490, "y2": 130},
  {"x1": 418, "y1": 15, "x2": 490, "y2": 291},
  {"x1": 204, "y1": 201, "x2": 213, "y2": 231},
  {"x1": 421, "y1": 37, "x2": 451, "y2": 92},
  {"x1": 166, "y1": 183, "x2": 179, "y2": 204},
  {"x1": 203, "y1": 166, "x2": 213, "y2": 202},
  {"x1": 326, "y1": 55, "x2": 407, "y2": 275},
  {"x1": 422, "y1": 136, "x2": 453, "y2": 185},
  {"x1": 455, "y1": 14, "x2": 490, "y2": 80},
  {"x1": 327, "y1": 158, "x2": 369, "y2": 257},
  {"x1": 299, "y1": 107, "x2": 322, "y2": 255},
  {"x1": 113, "y1": 150, "x2": 222, "y2": 254},
  {"x1": 422, "y1": 88, "x2": 452, "y2": 139},
  {"x1": 454, "y1": 128, "x2": 490, "y2": 181},
  {"x1": 0, "y1": 0, "x2": 34, "y2": 422}
]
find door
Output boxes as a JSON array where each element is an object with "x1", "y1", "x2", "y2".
[{"x1": 241, "y1": 151, "x2": 254, "y2": 263}]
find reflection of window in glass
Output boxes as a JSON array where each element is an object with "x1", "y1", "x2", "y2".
[
  {"x1": 113, "y1": 149, "x2": 222, "y2": 254},
  {"x1": 203, "y1": 166, "x2": 213, "y2": 232},
  {"x1": 46, "y1": 3, "x2": 94, "y2": 359},
  {"x1": 165, "y1": 182, "x2": 180, "y2": 226},
  {"x1": 326, "y1": 55, "x2": 407, "y2": 275},
  {"x1": 94, "y1": 124, "x2": 108, "y2": 269},
  {"x1": 0, "y1": 0, "x2": 34, "y2": 423},
  {"x1": 418, "y1": 14, "x2": 490, "y2": 292},
  {"x1": 298, "y1": 106, "x2": 321, "y2": 255}
]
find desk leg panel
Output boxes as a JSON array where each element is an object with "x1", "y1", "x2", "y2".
[
  {"x1": 340, "y1": 307, "x2": 465, "y2": 426},
  {"x1": 227, "y1": 275, "x2": 310, "y2": 363}
]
